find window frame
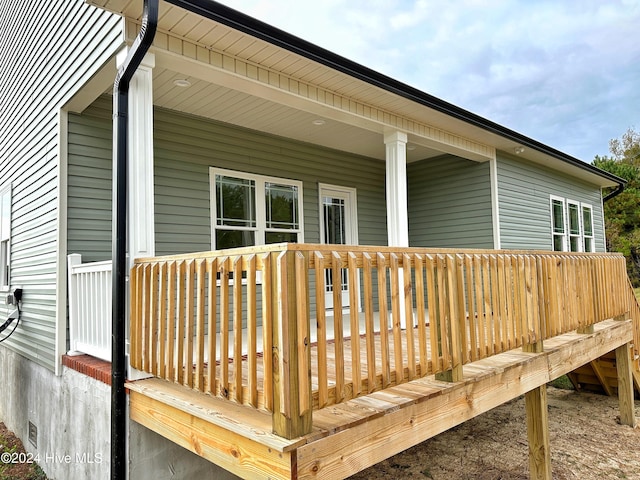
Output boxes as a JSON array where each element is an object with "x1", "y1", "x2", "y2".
[
  {"x1": 209, "y1": 167, "x2": 304, "y2": 250},
  {"x1": 550, "y1": 195, "x2": 567, "y2": 252},
  {"x1": 0, "y1": 183, "x2": 11, "y2": 292},
  {"x1": 549, "y1": 195, "x2": 595, "y2": 253}
]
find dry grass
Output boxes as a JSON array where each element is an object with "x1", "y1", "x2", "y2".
[{"x1": 635, "y1": 287, "x2": 640, "y2": 301}]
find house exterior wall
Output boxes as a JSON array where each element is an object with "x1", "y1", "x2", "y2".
[
  {"x1": 68, "y1": 96, "x2": 388, "y2": 260},
  {"x1": 496, "y1": 152, "x2": 606, "y2": 251},
  {"x1": 0, "y1": 1, "x2": 122, "y2": 370},
  {"x1": 407, "y1": 156, "x2": 494, "y2": 249}
]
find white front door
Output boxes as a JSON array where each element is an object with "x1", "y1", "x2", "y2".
[{"x1": 319, "y1": 184, "x2": 358, "y2": 313}]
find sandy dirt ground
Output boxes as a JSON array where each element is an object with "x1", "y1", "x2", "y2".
[{"x1": 350, "y1": 386, "x2": 640, "y2": 480}]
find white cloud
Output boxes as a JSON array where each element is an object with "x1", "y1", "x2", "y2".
[{"x1": 217, "y1": 0, "x2": 640, "y2": 160}]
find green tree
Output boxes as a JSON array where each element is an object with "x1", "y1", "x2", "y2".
[{"x1": 593, "y1": 127, "x2": 640, "y2": 286}]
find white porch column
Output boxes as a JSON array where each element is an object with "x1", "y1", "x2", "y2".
[
  {"x1": 116, "y1": 50, "x2": 156, "y2": 265},
  {"x1": 384, "y1": 131, "x2": 409, "y2": 247},
  {"x1": 384, "y1": 131, "x2": 410, "y2": 328},
  {"x1": 116, "y1": 49, "x2": 155, "y2": 380}
]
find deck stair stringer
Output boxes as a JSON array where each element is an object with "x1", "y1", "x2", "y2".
[{"x1": 127, "y1": 319, "x2": 633, "y2": 480}]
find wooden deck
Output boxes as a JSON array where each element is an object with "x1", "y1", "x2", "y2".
[
  {"x1": 126, "y1": 244, "x2": 640, "y2": 479},
  {"x1": 127, "y1": 318, "x2": 635, "y2": 479}
]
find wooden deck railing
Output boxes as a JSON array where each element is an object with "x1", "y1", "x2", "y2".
[{"x1": 129, "y1": 244, "x2": 640, "y2": 439}]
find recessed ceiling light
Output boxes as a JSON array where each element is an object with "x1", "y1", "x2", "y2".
[
  {"x1": 173, "y1": 79, "x2": 191, "y2": 88},
  {"x1": 407, "y1": 144, "x2": 416, "y2": 151},
  {"x1": 312, "y1": 119, "x2": 326, "y2": 126},
  {"x1": 514, "y1": 146, "x2": 525, "y2": 155}
]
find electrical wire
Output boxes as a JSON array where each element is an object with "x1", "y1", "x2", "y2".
[{"x1": 0, "y1": 303, "x2": 21, "y2": 343}]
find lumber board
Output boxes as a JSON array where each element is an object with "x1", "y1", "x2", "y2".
[
  {"x1": 296, "y1": 318, "x2": 634, "y2": 480},
  {"x1": 129, "y1": 391, "x2": 295, "y2": 480},
  {"x1": 127, "y1": 378, "x2": 303, "y2": 452}
]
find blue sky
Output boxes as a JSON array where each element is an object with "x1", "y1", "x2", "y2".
[{"x1": 216, "y1": 0, "x2": 640, "y2": 162}]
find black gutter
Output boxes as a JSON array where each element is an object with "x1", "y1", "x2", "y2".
[
  {"x1": 603, "y1": 183, "x2": 625, "y2": 202},
  {"x1": 166, "y1": 0, "x2": 626, "y2": 190},
  {"x1": 111, "y1": 1, "x2": 158, "y2": 479}
]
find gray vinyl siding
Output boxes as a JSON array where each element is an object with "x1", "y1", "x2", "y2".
[
  {"x1": 0, "y1": 1, "x2": 122, "y2": 370},
  {"x1": 67, "y1": 100, "x2": 114, "y2": 261},
  {"x1": 407, "y1": 156, "x2": 494, "y2": 248},
  {"x1": 496, "y1": 152, "x2": 606, "y2": 251}
]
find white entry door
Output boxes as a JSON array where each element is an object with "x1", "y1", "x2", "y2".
[{"x1": 319, "y1": 184, "x2": 358, "y2": 312}]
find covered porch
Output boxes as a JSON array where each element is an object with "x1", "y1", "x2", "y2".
[{"x1": 119, "y1": 243, "x2": 639, "y2": 479}]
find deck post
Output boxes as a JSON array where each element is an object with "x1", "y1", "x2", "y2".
[
  {"x1": 523, "y1": 339, "x2": 552, "y2": 480},
  {"x1": 615, "y1": 342, "x2": 637, "y2": 428},
  {"x1": 271, "y1": 249, "x2": 313, "y2": 439}
]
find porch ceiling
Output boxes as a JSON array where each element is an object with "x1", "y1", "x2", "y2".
[{"x1": 84, "y1": 0, "x2": 621, "y2": 187}]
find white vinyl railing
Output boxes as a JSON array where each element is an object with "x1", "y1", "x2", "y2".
[{"x1": 67, "y1": 254, "x2": 112, "y2": 361}]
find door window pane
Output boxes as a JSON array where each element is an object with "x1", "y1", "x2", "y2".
[{"x1": 323, "y1": 196, "x2": 346, "y2": 245}]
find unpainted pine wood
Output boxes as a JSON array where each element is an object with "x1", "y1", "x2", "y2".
[
  {"x1": 515, "y1": 255, "x2": 526, "y2": 348},
  {"x1": 523, "y1": 256, "x2": 534, "y2": 346},
  {"x1": 525, "y1": 384, "x2": 552, "y2": 480},
  {"x1": 272, "y1": 250, "x2": 313, "y2": 439},
  {"x1": 505, "y1": 255, "x2": 517, "y2": 350},
  {"x1": 129, "y1": 391, "x2": 295, "y2": 480},
  {"x1": 141, "y1": 264, "x2": 151, "y2": 373},
  {"x1": 425, "y1": 255, "x2": 440, "y2": 371},
  {"x1": 489, "y1": 255, "x2": 501, "y2": 356},
  {"x1": 176, "y1": 261, "x2": 186, "y2": 386},
  {"x1": 332, "y1": 251, "x2": 345, "y2": 403},
  {"x1": 445, "y1": 255, "x2": 463, "y2": 381},
  {"x1": 390, "y1": 253, "x2": 404, "y2": 382},
  {"x1": 436, "y1": 254, "x2": 450, "y2": 371},
  {"x1": 414, "y1": 254, "x2": 428, "y2": 376},
  {"x1": 464, "y1": 255, "x2": 478, "y2": 362},
  {"x1": 313, "y1": 252, "x2": 328, "y2": 408},
  {"x1": 233, "y1": 256, "x2": 244, "y2": 402},
  {"x1": 482, "y1": 255, "x2": 495, "y2": 356},
  {"x1": 167, "y1": 261, "x2": 177, "y2": 383},
  {"x1": 496, "y1": 255, "x2": 509, "y2": 352},
  {"x1": 363, "y1": 252, "x2": 376, "y2": 391},
  {"x1": 247, "y1": 255, "x2": 258, "y2": 407},
  {"x1": 473, "y1": 255, "x2": 488, "y2": 359},
  {"x1": 377, "y1": 252, "x2": 391, "y2": 387},
  {"x1": 454, "y1": 255, "x2": 468, "y2": 367},
  {"x1": 206, "y1": 258, "x2": 217, "y2": 397},
  {"x1": 261, "y1": 252, "x2": 273, "y2": 411},
  {"x1": 129, "y1": 265, "x2": 141, "y2": 369},
  {"x1": 195, "y1": 259, "x2": 206, "y2": 392},
  {"x1": 219, "y1": 257, "x2": 230, "y2": 396},
  {"x1": 158, "y1": 262, "x2": 168, "y2": 382},
  {"x1": 149, "y1": 263, "x2": 159, "y2": 377},
  {"x1": 615, "y1": 342, "x2": 637, "y2": 427},
  {"x1": 296, "y1": 251, "x2": 311, "y2": 415},
  {"x1": 348, "y1": 252, "x2": 362, "y2": 395},
  {"x1": 185, "y1": 260, "x2": 196, "y2": 388},
  {"x1": 403, "y1": 254, "x2": 416, "y2": 380}
]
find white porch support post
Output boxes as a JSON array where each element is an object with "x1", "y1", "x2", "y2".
[
  {"x1": 117, "y1": 50, "x2": 156, "y2": 264},
  {"x1": 116, "y1": 49, "x2": 155, "y2": 380},
  {"x1": 384, "y1": 132, "x2": 410, "y2": 328}
]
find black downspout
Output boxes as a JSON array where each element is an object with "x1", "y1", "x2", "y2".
[
  {"x1": 603, "y1": 182, "x2": 625, "y2": 202},
  {"x1": 111, "y1": 1, "x2": 158, "y2": 479}
]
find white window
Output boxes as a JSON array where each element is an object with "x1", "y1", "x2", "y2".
[
  {"x1": 210, "y1": 168, "x2": 304, "y2": 249},
  {"x1": 0, "y1": 184, "x2": 11, "y2": 290},
  {"x1": 549, "y1": 195, "x2": 594, "y2": 252}
]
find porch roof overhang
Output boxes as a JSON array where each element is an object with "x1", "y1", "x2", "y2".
[{"x1": 85, "y1": 0, "x2": 625, "y2": 189}]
